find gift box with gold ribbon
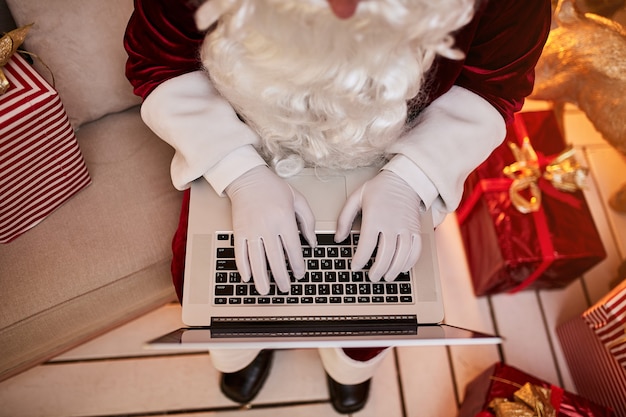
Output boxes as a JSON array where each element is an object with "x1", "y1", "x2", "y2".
[
  {"x1": 557, "y1": 278, "x2": 626, "y2": 416},
  {"x1": 457, "y1": 362, "x2": 615, "y2": 417},
  {"x1": 456, "y1": 110, "x2": 606, "y2": 296}
]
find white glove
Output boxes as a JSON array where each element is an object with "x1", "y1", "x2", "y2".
[
  {"x1": 225, "y1": 166, "x2": 317, "y2": 295},
  {"x1": 335, "y1": 170, "x2": 422, "y2": 282}
]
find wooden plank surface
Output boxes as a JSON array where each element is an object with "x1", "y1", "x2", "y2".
[{"x1": 397, "y1": 346, "x2": 457, "y2": 417}]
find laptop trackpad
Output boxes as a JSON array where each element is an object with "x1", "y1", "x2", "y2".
[{"x1": 286, "y1": 174, "x2": 346, "y2": 224}]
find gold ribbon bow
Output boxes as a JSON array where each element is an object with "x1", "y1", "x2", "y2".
[
  {"x1": 0, "y1": 24, "x2": 33, "y2": 95},
  {"x1": 502, "y1": 137, "x2": 588, "y2": 213},
  {"x1": 488, "y1": 381, "x2": 556, "y2": 417}
]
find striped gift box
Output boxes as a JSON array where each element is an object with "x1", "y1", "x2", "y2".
[
  {"x1": 557, "y1": 283, "x2": 626, "y2": 416},
  {"x1": 0, "y1": 53, "x2": 91, "y2": 243},
  {"x1": 584, "y1": 280, "x2": 626, "y2": 369}
]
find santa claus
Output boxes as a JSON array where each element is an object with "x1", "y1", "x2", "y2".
[{"x1": 124, "y1": 0, "x2": 550, "y2": 413}]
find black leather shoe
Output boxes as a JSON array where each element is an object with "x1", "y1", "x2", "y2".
[
  {"x1": 326, "y1": 373, "x2": 371, "y2": 414},
  {"x1": 220, "y1": 350, "x2": 274, "y2": 404}
]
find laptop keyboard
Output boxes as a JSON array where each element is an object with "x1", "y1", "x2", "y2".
[{"x1": 213, "y1": 233, "x2": 414, "y2": 306}]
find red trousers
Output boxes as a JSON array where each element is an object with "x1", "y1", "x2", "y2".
[{"x1": 171, "y1": 189, "x2": 385, "y2": 362}]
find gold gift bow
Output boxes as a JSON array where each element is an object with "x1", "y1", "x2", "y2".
[
  {"x1": 0, "y1": 24, "x2": 33, "y2": 94},
  {"x1": 488, "y1": 377, "x2": 557, "y2": 417},
  {"x1": 0, "y1": 24, "x2": 53, "y2": 96},
  {"x1": 502, "y1": 137, "x2": 588, "y2": 214}
]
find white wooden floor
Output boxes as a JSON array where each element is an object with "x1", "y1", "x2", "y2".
[{"x1": 1, "y1": 101, "x2": 624, "y2": 417}]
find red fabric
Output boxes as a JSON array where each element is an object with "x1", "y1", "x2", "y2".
[
  {"x1": 342, "y1": 347, "x2": 387, "y2": 362},
  {"x1": 124, "y1": 0, "x2": 552, "y2": 124},
  {"x1": 124, "y1": 0, "x2": 205, "y2": 99},
  {"x1": 419, "y1": 0, "x2": 551, "y2": 124}
]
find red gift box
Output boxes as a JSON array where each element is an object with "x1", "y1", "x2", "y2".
[
  {"x1": 457, "y1": 110, "x2": 606, "y2": 295},
  {"x1": 557, "y1": 280, "x2": 626, "y2": 416},
  {"x1": 457, "y1": 362, "x2": 615, "y2": 417},
  {"x1": 0, "y1": 54, "x2": 91, "y2": 243}
]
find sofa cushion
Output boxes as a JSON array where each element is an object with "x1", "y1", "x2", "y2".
[
  {"x1": 5, "y1": 0, "x2": 141, "y2": 128},
  {"x1": 0, "y1": 108, "x2": 181, "y2": 381}
]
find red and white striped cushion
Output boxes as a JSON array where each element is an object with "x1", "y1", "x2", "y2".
[{"x1": 1, "y1": 54, "x2": 91, "y2": 243}]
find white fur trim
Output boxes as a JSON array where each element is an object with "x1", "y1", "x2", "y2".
[
  {"x1": 318, "y1": 347, "x2": 390, "y2": 385},
  {"x1": 140, "y1": 71, "x2": 261, "y2": 191},
  {"x1": 387, "y1": 86, "x2": 506, "y2": 226},
  {"x1": 208, "y1": 348, "x2": 262, "y2": 373}
]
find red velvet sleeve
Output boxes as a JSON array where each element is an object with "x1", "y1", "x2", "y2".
[
  {"x1": 425, "y1": 0, "x2": 552, "y2": 124},
  {"x1": 124, "y1": 0, "x2": 205, "y2": 100}
]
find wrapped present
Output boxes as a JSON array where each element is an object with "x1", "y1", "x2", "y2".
[
  {"x1": 0, "y1": 53, "x2": 91, "y2": 243},
  {"x1": 583, "y1": 279, "x2": 626, "y2": 368},
  {"x1": 457, "y1": 110, "x2": 606, "y2": 295},
  {"x1": 457, "y1": 362, "x2": 615, "y2": 417},
  {"x1": 557, "y1": 279, "x2": 626, "y2": 416}
]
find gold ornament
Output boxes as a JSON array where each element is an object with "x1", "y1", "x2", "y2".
[
  {"x1": 0, "y1": 24, "x2": 33, "y2": 95},
  {"x1": 488, "y1": 382, "x2": 557, "y2": 417},
  {"x1": 531, "y1": 0, "x2": 626, "y2": 212},
  {"x1": 553, "y1": 0, "x2": 626, "y2": 18}
]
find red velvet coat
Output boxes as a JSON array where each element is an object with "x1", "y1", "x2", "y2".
[{"x1": 123, "y1": 0, "x2": 551, "y2": 362}]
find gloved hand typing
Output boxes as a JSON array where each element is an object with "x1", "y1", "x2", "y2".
[
  {"x1": 335, "y1": 170, "x2": 423, "y2": 282},
  {"x1": 225, "y1": 165, "x2": 317, "y2": 295}
]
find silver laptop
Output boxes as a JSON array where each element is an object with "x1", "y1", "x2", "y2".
[{"x1": 148, "y1": 166, "x2": 501, "y2": 349}]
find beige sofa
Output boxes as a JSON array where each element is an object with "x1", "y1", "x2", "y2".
[{"x1": 0, "y1": 0, "x2": 182, "y2": 381}]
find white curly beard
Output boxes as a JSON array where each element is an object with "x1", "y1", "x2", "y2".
[{"x1": 198, "y1": 0, "x2": 475, "y2": 175}]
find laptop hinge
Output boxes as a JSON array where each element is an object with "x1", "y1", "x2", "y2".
[{"x1": 209, "y1": 315, "x2": 418, "y2": 338}]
